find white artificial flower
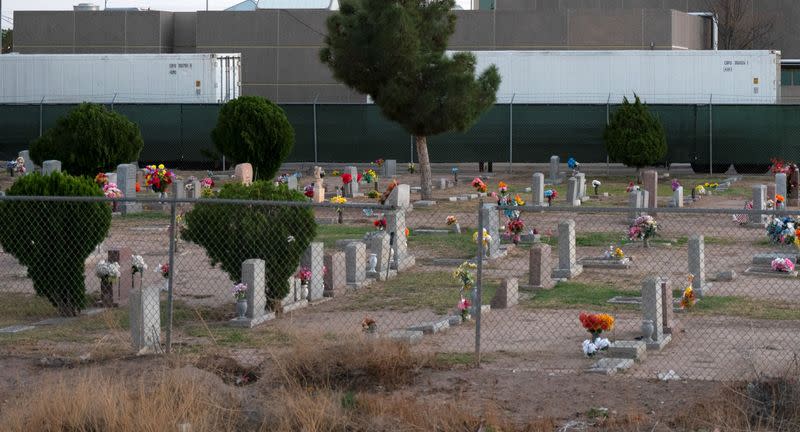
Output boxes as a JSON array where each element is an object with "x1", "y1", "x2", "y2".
[
  {"x1": 592, "y1": 180, "x2": 601, "y2": 187},
  {"x1": 95, "y1": 260, "x2": 121, "y2": 279},
  {"x1": 287, "y1": 235, "x2": 295, "y2": 243},
  {"x1": 595, "y1": 338, "x2": 610, "y2": 350},
  {"x1": 132, "y1": 255, "x2": 147, "y2": 273},
  {"x1": 582, "y1": 340, "x2": 597, "y2": 356}
]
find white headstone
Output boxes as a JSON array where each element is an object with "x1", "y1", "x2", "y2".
[
  {"x1": 105, "y1": 172, "x2": 117, "y2": 185},
  {"x1": 688, "y1": 235, "x2": 710, "y2": 297},
  {"x1": 42, "y1": 160, "x2": 61, "y2": 175},
  {"x1": 749, "y1": 185, "x2": 767, "y2": 227},
  {"x1": 130, "y1": 284, "x2": 161, "y2": 352},
  {"x1": 344, "y1": 166, "x2": 359, "y2": 197},
  {"x1": 566, "y1": 177, "x2": 580, "y2": 206},
  {"x1": 386, "y1": 210, "x2": 414, "y2": 271},
  {"x1": 552, "y1": 219, "x2": 583, "y2": 279},
  {"x1": 480, "y1": 204, "x2": 501, "y2": 258},
  {"x1": 117, "y1": 164, "x2": 142, "y2": 214},
  {"x1": 345, "y1": 242, "x2": 367, "y2": 288},
  {"x1": 642, "y1": 277, "x2": 664, "y2": 343},
  {"x1": 776, "y1": 173, "x2": 788, "y2": 199},
  {"x1": 301, "y1": 242, "x2": 325, "y2": 301},
  {"x1": 575, "y1": 172, "x2": 587, "y2": 199},
  {"x1": 388, "y1": 184, "x2": 411, "y2": 209},
  {"x1": 531, "y1": 173, "x2": 545, "y2": 206},
  {"x1": 672, "y1": 186, "x2": 684, "y2": 208},
  {"x1": 287, "y1": 174, "x2": 298, "y2": 191},
  {"x1": 383, "y1": 160, "x2": 397, "y2": 177},
  {"x1": 366, "y1": 232, "x2": 392, "y2": 280}
]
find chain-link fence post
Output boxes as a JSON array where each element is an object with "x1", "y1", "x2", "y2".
[
  {"x1": 474, "y1": 200, "x2": 485, "y2": 366},
  {"x1": 164, "y1": 194, "x2": 178, "y2": 354}
]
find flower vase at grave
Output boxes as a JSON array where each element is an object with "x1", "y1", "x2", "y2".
[
  {"x1": 337, "y1": 210, "x2": 343, "y2": 224},
  {"x1": 301, "y1": 281, "x2": 309, "y2": 299},
  {"x1": 235, "y1": 299, "x2": 247, "y2": 319},
  {"x1": 453, "y1": 223, "x2": 461, "y2": 234},
  {"x1": 589, "y1": 330, "x2": 601, "y2": 344},
  {"x1": 641, "y1": 320, "x2": 655, "y2": 343},
  {"x1": 513, "y1": 234, "x2": 521, "y2": 245},
  {"x1": 368, "y1": 253, "x2": 378, "y2": 273}
]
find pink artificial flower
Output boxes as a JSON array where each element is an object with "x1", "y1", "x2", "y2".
[{"x1": 458, "y1": 297, "x2": 471, "y2": 310}]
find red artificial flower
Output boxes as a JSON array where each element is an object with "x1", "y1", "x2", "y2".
[
  {"x1": 357, "y1": 173, "x2": 363, "y2": 183},
  {"x1": 374, "y1": 218, "x2": 387, "y2": 229},
  {"x1": 342, "y1": 173, "x2": 353, "y2": 184},
  {"x1": 135, "y1": 182, "x2": 141, "y2": 193}
]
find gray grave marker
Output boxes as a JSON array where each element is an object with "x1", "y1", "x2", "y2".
[
  {"x1": 301, "y1": 242, "x2": 325, "y2": 301},
  {"x1": 130, "y1": 285, "x2": 161, "y2": 353},
  {"x1": 230, "y1": 259, "x2": 274, "y2": 327},
  {"x1": 642, "y1": 276, "x2": 671, "y2": 350},
  {"x1": 552, "y1": 220, "x2": 583, "y2": 279},
  {"x1": 491, "y1": 278, "x2": 519, "y2": 309},
  {"x1": 345, "y1": 242, "x2": 367, "y2": 288},
  {"x1": 566, "y1": 177, "x2": 580, "y2": 206},
  {"x1": 689, "y1": 235, "x2": 711, "y2": 297},
  {"x1": 526, "y1": 243, "x2": 554, "y2": 289},
  {"x1": 323, "y1": 252, "x2": 347, "y2": 297},
  {"x1": 42, "y1": 160, "x2": 61, "y2": 175},
  {"x1": 749, "y1": 185, "x2": 767, "y2": 227},
  {"x1": 117, "y1": 164, "x2": 142, "y2": 214},
  {"x1": 531, "y1": 172, "x2": 545, "y2": 206},
  {"x1": 549, "y1": 155, "x2": 561, "y2": 184}
]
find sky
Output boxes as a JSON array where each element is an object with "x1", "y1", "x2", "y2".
[{"x1": 1, "y1": 0, "x2": 473, "y2": 29}]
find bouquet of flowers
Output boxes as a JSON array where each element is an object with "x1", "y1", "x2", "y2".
[
  {"x1": 473, "y1": 229, "x2": 492, "y2": 249},
  {"x1": 367, "y1": 189, "x2": 381, "y2": 199},
  {"x1": 331, "y1": 169, "x2": 341, "y2": 177},
  {"x1": 579, "y1": 312, "x2": 614, "y2": 356},
  {"x1": 95, "y1": 172, "x2": 108, "y2": 187},
  {"x1": 14, "y1": 157, "x2": 26, "y2": 175},
  {"x1": 373, "y1": 159, "x2": 385, "y2": 168},
  {"x1": 132, "y1": 255, "x2": 147, "y2": 275},
  {"x1": 603, "y1": 245, "x2": 625, "y2": 260},
  {"x1": 144, "y1": 164, "x2": 174, "y2": 193},
  {"x1": 625, "y1": 182, "x2": 639, "y2": 193},
  {"x1": 407, "y1": 162, "x2": 416, "y2": 174},
  {"x1": 458, "y1": 297, "x2": 471, "y2": 322},
  {"x1": 277, "y1": 173, "x2": 289, "y2": 184},
  {"x1": 379, "y1": 180, "x2": 398, "y2": 205},
  {"x1": 766, "y1": 217, "x2": 799, "y2": 245},
  {"x1": 671, "y1": 179, "x2": 681, "y2": 191},
  {"x1": 446, "y1": 216, "x2": 458, "y2": 226},
  {"x1": 592, "y1": 179, "x2": 601, "y2": 195},
  {"x1": 341, "y1": 173, "x2": 353, "y2": 185},
  {"x1": 472, "y1": 177, "x2": 487, "y2": 193},
  {"x1": 694, "y1": 185, "x2": 706, "y2": 195},
  {"x1": 296, "y1": 267, "x2": 312, "y2": 284},
  {"x1": 703, "y1": 182, "x2": 719, "y2": 190},
  {"x1": 158, "y1": 263, "x2": 170, "y2": 279},
  {"x1": 103, "y1": 183, "x2": 124, "y2": 199},
  {"x1": 330, "y1": 195, "x2": 347, "y2": 223},
  {"x1": 363, "y1": 169, "x2": 378, "y2": 183},
  {"x1": 680, "y1": 275, "x2": 696, "y2": 309},
  {"x1": 544, "y1": 189, "x2": 558, "y2": 206},
  {"x1": 771, "y1": 158, "x2": 789, "y2": 174},
  {"x1": 629, "y1": 215, "x2": 659, "y2": 244},
  {"x1": 95, "y1": 260, "x2": 121, "y2": 282},
  {"x1": 362, "y1": 317, "x2": 377, "y2": 333},
  {"x1": 772, "y1": 258, "x2": 795, "y2": 273},
  {"x1": 304, "y1": 184, "x2": 314, "y2": 198},
  {"x1": 452, "y1": 261, "x2": 477, "y2": 290},
  {"x1": 232, "y1": 282, "x2": 248, "y2": 301},
  {"x1": 776, "y1": 194, "x2": 786, "y2": 208},
  {"x1": 498, "y1": 181, "x2": 508, "y2": 194},
  {"x1": 506, "y1": 217, "x2": 524, "y2": 236},
  {"x1": 567, "y1": 157, "x2": 580, "y2": 173},
  {"x1": 374, "y1": 218, "x2": 387, "y2": 230}
]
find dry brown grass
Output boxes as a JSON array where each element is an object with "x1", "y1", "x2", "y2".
[
  {"x1": 270, "y1": 334, "x2": 432, "y2": 391},
  {"x1": 0, "y1": 367, "x2": 242, "y2": 432}
]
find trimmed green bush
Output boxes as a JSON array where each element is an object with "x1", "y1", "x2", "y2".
[
  {"x1": 0, "y1": 173, "x2": 112, "y2": 316},
  {"x1": 30, "y1": 103, "x2": 144, "y2": 177},
  {"x1": 181, "y1": 181, "x2": 317, "y2": 302},
  {"x1": 604, "y1": 95, "x2": 668, "y2": 170},
  {"x1": 211, "y1": 96, "x2": 295, "y2": 181}
]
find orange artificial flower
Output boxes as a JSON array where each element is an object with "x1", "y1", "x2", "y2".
[
  {"x1": 135, "y1": 182, "x2": 141, "y2": 193},
  {"x1": 776, "y1": 194, "x2": 785, "y2": 203},
  {"x1": 498, "y1": 181, "x2": 508, "y2": 189}
]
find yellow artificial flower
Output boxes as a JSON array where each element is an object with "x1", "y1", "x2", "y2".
[
  {"x1": 330, "y1": 195, "x2": 347, "y2": 205},
  {"x1": 514, "y1": 194, "x2": 525, "y2": 206},
  {"x1": 614, "y1": 247, "x2": 625, "y2": 259},
  {"x1": 158, "y1": 164, "x2": 165, "y2": 170}
]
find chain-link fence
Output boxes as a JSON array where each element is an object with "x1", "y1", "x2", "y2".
[{"x1": 1, "y1": 192, "x2": 800, "y2": 381}]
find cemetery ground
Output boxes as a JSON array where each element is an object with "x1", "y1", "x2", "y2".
[{"x1": 2, "y1": 166, "x2": 800, "y2": 430}]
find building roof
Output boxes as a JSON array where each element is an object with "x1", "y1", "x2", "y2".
[
  {"x1": 257, "y1": 0, "x2": 338, "y2": 10},
  {"x1": 225, "y1": 0, "x2": 258, "y2": 11}
]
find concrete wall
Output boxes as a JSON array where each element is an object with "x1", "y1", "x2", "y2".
[{"x1": 14, "y1": 10, "x2": 174, "y2": 54}]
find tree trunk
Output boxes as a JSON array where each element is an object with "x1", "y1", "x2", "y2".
[{"x1": 415, "y1": 135, "x2": 433, "y2": 200}]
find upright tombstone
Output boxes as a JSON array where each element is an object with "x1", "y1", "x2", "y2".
[
  {"x1": 688, "y1": 235, "x2": 711, "y2": 297},
  {"x1": 639, "y1": 190, "x2": 649, "y2": 214},
  {"x1": 386, "y1": 209, "x2": 415, "y2": 271},
  {"x1": 642, "y1": 170, "x2": 658, "y2": 210},
  {"x1": 527, "y1": 243, "x2": 554, "y2": 289},
  {"x1": 575, "y1": 172, "x2": 588, "y2": 200},
  {"x1": 491, "y1": 278, "x2": 519, "y2": 309},
  {"x1": 186, "y1": 178, "x2": 202, "y2": 199},
  {"x1": 552, "y1": 219, "x2": 583, "y2": 279},
  {"x1": 105, "y1": 172, "x2": 118, "y2": 185},
  {"x1": 776, "y1": 173, "x2": 788, "y2": 199},
  {"x1": 748, "y1": 185, "x2": 768, "y2": 227},
  {"x1": 790, "y1": 169, "x2": 799, "y2": 200},
  {"x1": 671, "y1": 186, "x2": 684, "y2": 208},
  {"x1": 343, "y1": 166, "x2": 360, "y2": 197},
  {"x1": 301, "y1": 242, "x2": 325, "y2": 301},
  {"x1": 287, "y1": 174, "x2": 298, "y2": 191},
  {"x1": 438, "y1": 178, "x2": 447, "y2": 190},
  {"x1": 641, "y1": 276, "x2": 671, "y2": 350},
  {"x1": 108, "y1": 248, "x2": 132, "y2": 306},
  {"x1": 767, "y1": 184, "x2": 777, "y2": 202},
  {"x1": 117, "y1": 164, "x2": 142, "y2": 215},
  {"x1": 230, "y1": 259, "x2": 273, "y2": 327},
  {"x1": 323, "y1": 252, "x2": 347, "y2": 297},
  {"x1": 480, "y1": 204, "x2": 501, "y2": 258},
  {"x1": 18, "y1": 150, "x2": 34, "y2": 175},
  {"x1": 388, "y1": 183, "x2": 411, "y2": 207},
  {"x1": 566, "y1": 177, "x2": 581, "y2": 206},
  {"x1": 312, "y1": 166, "x2": 325, "y2": 203},
  {"x1": 345, "y1": 242, "x2": 367, "y2": 288},
  {"x1": 628, "y1": 190, "x2": 641, "y2": 221},
  {"x1": 172, "y1": 179, "x2": 187, "y2": 200},
  {"x1": 549, "y1": 155, "x2": 561, "y2": 184},
  {"x1": 531, "y1": 173, "x2": 545, "y2": 207},
  {"x1": 383, "y1": 159, "x2": 397, "y2": 178},
  {"x1": 234, "y1": 163, "x2": 253, "y2": 186},
  {"x1": 366, "y1": 232, "x2": 392, "y2": 280},
  {"x1": 660, "y1": 279, "x2": 679, "y2": 335},
  {"x1": 130, "y1": 284, "x2": 161, "y2": 353},
  {"x1": 42, "y1": 160, "x2": 61, "y2": 175}
]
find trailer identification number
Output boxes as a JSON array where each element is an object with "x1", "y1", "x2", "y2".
[
  {"x1": 723, "y1": 60, "x2": 749, "y2": 72},
  {"x1": 168, "y1": 63, "x2": 194, "y2": 75}
]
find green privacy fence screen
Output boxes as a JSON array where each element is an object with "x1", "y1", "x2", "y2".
[{"x1": 0, "y1": 103, "x2": 796, "y2": 168}]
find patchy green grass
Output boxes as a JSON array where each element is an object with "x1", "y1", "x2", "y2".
[
  {"x1": 523, "y1": 281, "x2": 800, "y2": 321},
  {"x1": 339, "y1": 271, "x2": 497, "y2": 315},
  {"x1": 408, "y1": 232, "x2": 477, "y2": 259},
  {"x1": 0, "y1": 307, "x2": 128, "y2": 346},
  {"x1": 180, "y1": 324, "x2": 292, "y2": 348},
  {"x1": 315, "y1": 225, "x2": 373, "y2": 249},
  {"x1": 0, "y1": 293, "x2": 59, "y2": 327}
]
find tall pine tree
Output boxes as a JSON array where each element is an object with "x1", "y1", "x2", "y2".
[
  {"x1": 604, "y1": 95, "x2": 668, "y2": 177},
  {"x1": 320, "y1": 0, "x2": 501, "y2": 199}
]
